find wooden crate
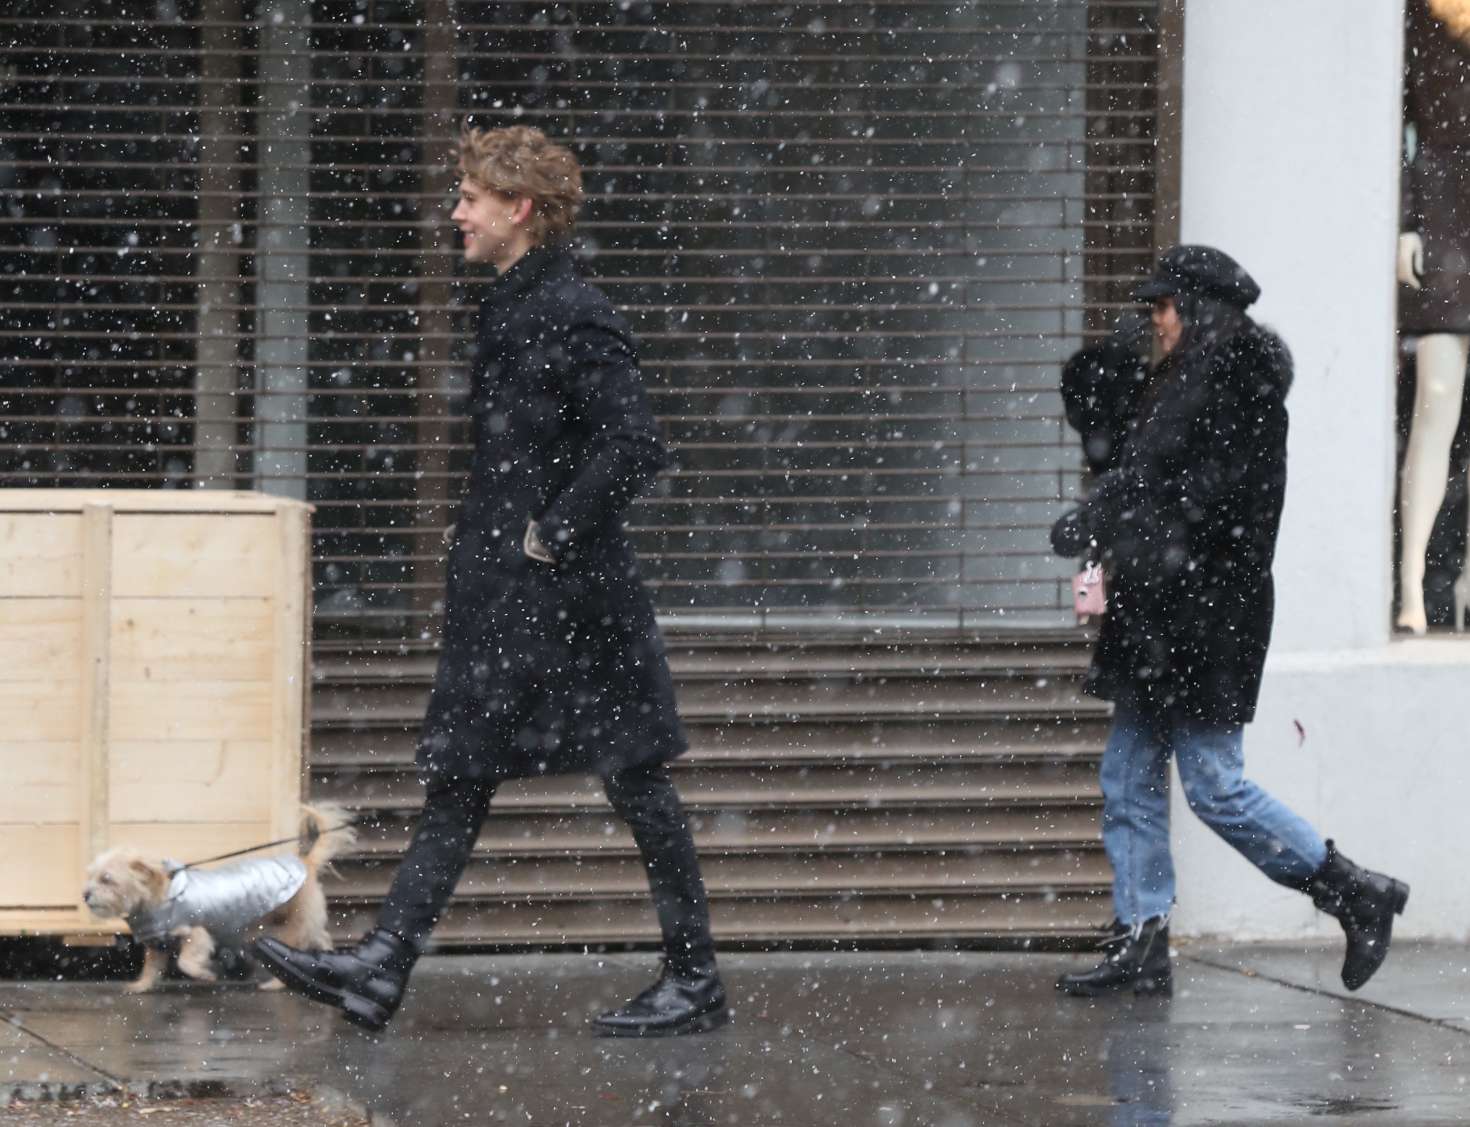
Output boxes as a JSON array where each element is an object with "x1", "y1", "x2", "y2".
[{"x1": 0, "y1": 490, "x2": 311, "y2": 937}]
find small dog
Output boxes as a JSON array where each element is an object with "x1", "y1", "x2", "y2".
[{"x1": 82, "y1": 803, "x2": 355, "y2": 993}]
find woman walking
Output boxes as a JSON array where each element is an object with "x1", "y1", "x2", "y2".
[{"x1": 1051, "y1": 245, "x2": 1409, "y2": 997}]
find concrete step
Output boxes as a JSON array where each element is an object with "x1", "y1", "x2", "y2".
[
  {"x1": 313, "y1": 676, "x2": 1105, "y2": 727},
  {"x1": 314, "y1": 715, "x2": 1110, "y2": 768},
  {"x1": 331, "y1": 890, "x2": 1111, "y2": 946},
  {"x1": 331, "y1": 848, "x2": 1109, "y2": 901},
  {"x1": 341, "y1": 804, "x2": 1102, "y2": 856},
  {"x1": 312, "y1": 636, "x2": 1095, "y2": 683},
  {"x1": 314, "y1": 760, "x2": 1101, "y2": 810}
]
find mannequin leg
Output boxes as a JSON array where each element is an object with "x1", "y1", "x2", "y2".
[{"x1": 1398, "y1": 333, "x2": 1470, "y2": 634}]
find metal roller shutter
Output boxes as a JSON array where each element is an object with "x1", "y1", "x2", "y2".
[{"x1": 2, "y1": 0, "x2": 1162, "y2": 635}]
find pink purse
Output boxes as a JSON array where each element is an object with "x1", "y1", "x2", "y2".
[{"x1": 1072, "y1": 561, "x2": 1107, "y2": 622}]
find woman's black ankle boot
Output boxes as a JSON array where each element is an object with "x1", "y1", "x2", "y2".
[
  {"x1": 1057, "y1": 917, "x2": 1172, "y2": 997},
  {"x1": 1305, "y1": 840, "x2": 1409, "y2": 991}
]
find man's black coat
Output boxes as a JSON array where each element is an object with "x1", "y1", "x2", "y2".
[
  {"x1": 1055, "y1": 322, "x2": 1293, "y2": 726},
  {"x1": 418, "y1": 244, "x2": 686, "y2": 783}
]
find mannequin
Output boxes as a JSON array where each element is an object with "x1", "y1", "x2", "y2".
[
  {"x1": 1396, "y1": 233, "x2": 1469, "y2": 633},
  {"x1": 1397, "y1": 0, "x2": 1470, "y2": 633}
]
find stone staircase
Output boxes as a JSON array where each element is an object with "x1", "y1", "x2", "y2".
[{"x1": 310, "y1": 634, "x2": 1111, "y2": 949}]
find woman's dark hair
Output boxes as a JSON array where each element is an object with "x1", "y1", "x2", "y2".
[
  {"x1": 1138, "y1": 289, "x2": 1252, "y2": 410},
  {"x1": 1170, "y1": 289, "x2": 1251, "y2": 359}
]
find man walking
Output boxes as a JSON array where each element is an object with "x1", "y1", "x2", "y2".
[{"x1": 254, "y1": 126, "x2": 727, "y2": 1037}]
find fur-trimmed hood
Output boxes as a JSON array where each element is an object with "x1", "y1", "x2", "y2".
[{"x1": 1218, "y1": 321, "x2": 1294, "y2": 400}]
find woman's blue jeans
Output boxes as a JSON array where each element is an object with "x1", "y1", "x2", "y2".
[{"x1": 1100, "y1": 700, "x2": 1328, "y2": 925}]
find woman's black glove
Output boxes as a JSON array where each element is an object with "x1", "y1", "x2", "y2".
[{"x1": 1050, "y1": 507, "x2": 1093, "y2": 558}]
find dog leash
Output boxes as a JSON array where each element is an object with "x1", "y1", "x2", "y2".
[{"x1": 179, "y1": 821, "x2": 361, "y2": 871}]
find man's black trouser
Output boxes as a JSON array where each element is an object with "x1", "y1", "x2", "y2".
[{"x1": 377, "y1": 764, "x2": 715, "y2": 972}]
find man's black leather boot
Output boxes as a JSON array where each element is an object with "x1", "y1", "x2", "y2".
[
  {"x1": 591, "y1": 954, "x2": 729, "y2": 1037},
  {"x1": 1057, "y1": 917, "x2": 1172, "y2": 998},
  {"x1": 253, "y1": 929, "x2": 415, "y2": 1033}
]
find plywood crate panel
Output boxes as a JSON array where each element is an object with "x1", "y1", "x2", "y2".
[{"x1": 0, "y1": 490, "x2": 311, "y2": 936}]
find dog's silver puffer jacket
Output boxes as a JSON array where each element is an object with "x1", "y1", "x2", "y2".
[{"x1": 127, "y1": 856, "x2": 307, "y2": 946}]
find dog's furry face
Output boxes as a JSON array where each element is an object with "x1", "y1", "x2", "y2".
[{"x1": 82, "y1": 849, "x2": 170, "y2": 920}]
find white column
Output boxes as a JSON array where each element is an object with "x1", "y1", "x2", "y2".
[
  {"x1": 1178, "y1": 0, "x2": 1402, "y2": 656},
  {"x1": 1169, "y1": 1, "x2": 1470, "y2": 941}
]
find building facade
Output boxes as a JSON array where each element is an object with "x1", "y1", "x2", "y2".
[{"x1": 4, "y1": 1, "x2": 1463, "y2": 942}]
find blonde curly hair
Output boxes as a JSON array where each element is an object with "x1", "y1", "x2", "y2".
[
  {"x1": 456, "y1": 126, "x2": 583, "y2": 245},
  {"x1": 1429, "y1": 0, "x2": 1470, "y2": 44}
]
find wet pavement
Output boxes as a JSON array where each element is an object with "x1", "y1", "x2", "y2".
[
  {"x1": 0, "y1": 1093, "x2": 368, "y2": 1126},
  {"x1": 3, "y1": 944, "x2": 1470, "y2": 1125}
]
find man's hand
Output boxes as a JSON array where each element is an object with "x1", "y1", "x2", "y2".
[{"x1": 524, "y1": 519, "x2": 555, "y2": 563}]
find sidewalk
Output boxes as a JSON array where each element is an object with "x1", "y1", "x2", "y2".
[{"x1": 3, "y1": 944, "x2": 1469, "y2": 1125}]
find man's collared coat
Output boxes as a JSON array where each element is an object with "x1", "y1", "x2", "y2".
[{"x1": 417, "y1": 243, "x2": 686, "y2": 783}]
